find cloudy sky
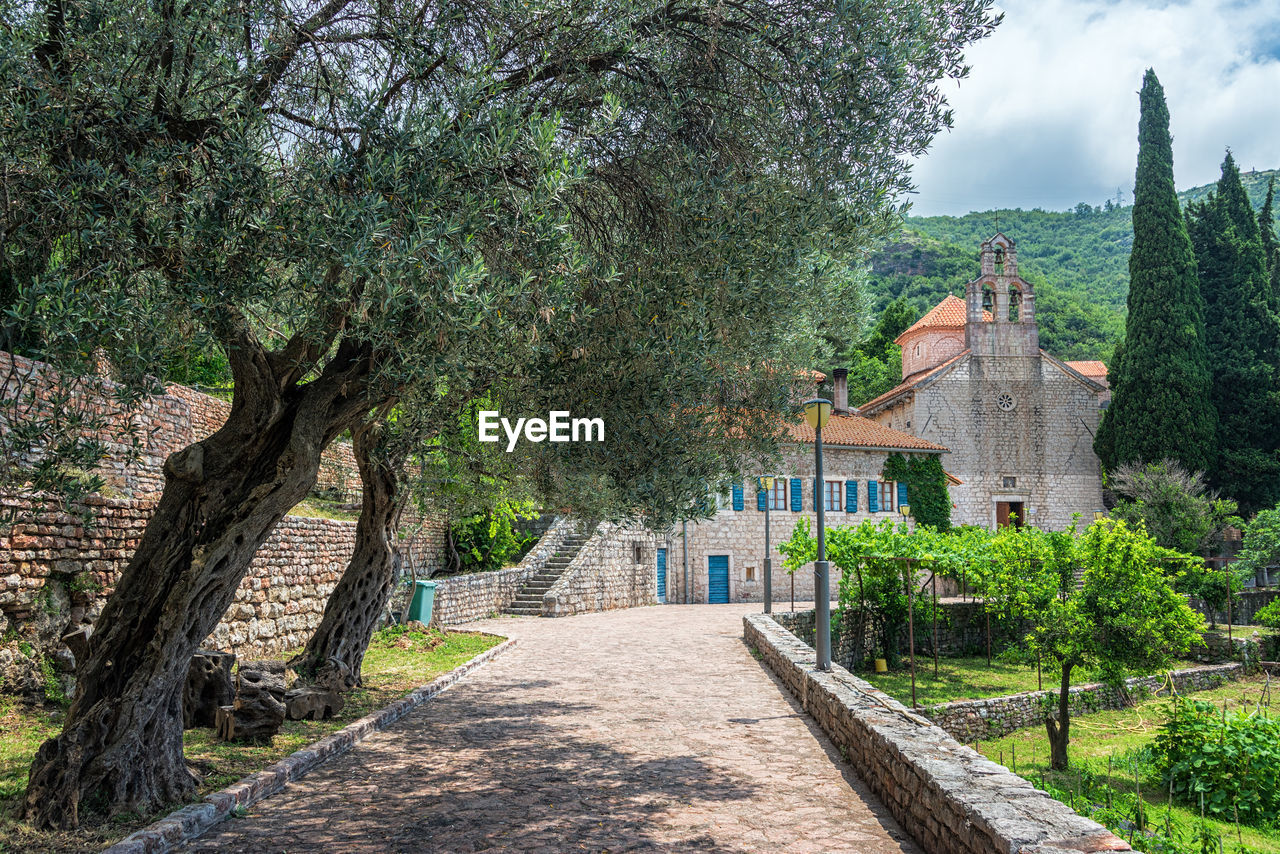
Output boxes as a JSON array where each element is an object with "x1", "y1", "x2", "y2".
[{"x1": 908, "y1": 0, "x2": 1280, "y2": 216}]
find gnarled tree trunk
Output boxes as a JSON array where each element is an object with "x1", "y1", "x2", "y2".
[
  {"x1": 1045, "y1": 661, "x2": 1073, "y2": 770},
  {"x1": 23, "y1": 336, "x2": 377, "y2": 829},
  {"x1": 290, "y1": 423, "x2": 402, "y2": 686}
]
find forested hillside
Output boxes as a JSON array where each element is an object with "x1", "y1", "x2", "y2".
[{"x1": 862, "y1": 168, "x2": 1280, "y2": 362}]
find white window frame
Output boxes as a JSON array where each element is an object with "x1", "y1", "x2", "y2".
[
  {"x1": 768, "y1": 477, "x2": 787, "y2": 511},
  {"x1": 878, "y1": 480, "x2": 895, "y2": 513},
  {"x1": 824, "y1": 479, "x2": 843, "y2": 513}
]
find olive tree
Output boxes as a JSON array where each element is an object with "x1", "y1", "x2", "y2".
[{"x1": 2, "y1": 0, "x2": 998, "y2": 826}]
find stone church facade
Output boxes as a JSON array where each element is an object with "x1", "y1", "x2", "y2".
[{"x1": 857, "y1": 234, "x2": 1109, "y2": 530}]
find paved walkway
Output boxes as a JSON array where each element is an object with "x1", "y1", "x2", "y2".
[{"x1": 182, "y1": 604, "x2": 918, "y2": 853}]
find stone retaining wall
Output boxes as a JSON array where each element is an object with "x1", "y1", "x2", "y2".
[
  {"x1": 744, "y1": 614, "x2": 1130, "y2": 854},
  {"x1": 0, "y1": 494, "x2": 363, "y2": 697},
  {"x1": 429, "y1": 518, "x2": 575, "y2": 626},
  {"x1": 543, "y1": 521, "x2": 659, "y2": 617},
  {"x1": 928, "y1": 664, "x2": 1242, "y2": 743}
]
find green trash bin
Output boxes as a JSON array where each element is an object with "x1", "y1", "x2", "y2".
[{"x1": 407, "y1": 580, "x2": 438, "y2": 625}]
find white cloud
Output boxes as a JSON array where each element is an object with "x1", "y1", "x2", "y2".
[{"x1": 908, "y1": 0, "x2": 1280, "y2": 215}]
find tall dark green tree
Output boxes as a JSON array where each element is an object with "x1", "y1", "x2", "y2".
[
  {"x1": 1186, "y1": 153, "x2": 1280, "y2": 511},
  {"x1": 1260, "y1": 178, "x2": 1280, "y2": 314},
  {"x1": 1095, "y1": 70, "x2": 1215, "y2": 474}
]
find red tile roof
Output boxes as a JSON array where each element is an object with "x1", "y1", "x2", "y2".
[
  {"x1": 1065, "y1": 360, "x2": 1108, "y2": 384},
  {"x1": 895, "y1": 295, "x2": 988, "y2": 344},
  {"x1": 784, "y1": 413, "x2": 947, "y2": 452}
]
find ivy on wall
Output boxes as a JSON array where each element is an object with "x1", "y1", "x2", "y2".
[{"x1": 882, "y1": 453, "x2": 951, "y2": 530}]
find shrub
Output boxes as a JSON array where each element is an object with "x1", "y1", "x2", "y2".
[
  {"x1": 1153, "y1": 696, "x2": 1280, "y2": 826},
  {"x1": 1252, "y1": 598, "x2": 1280, "y2": 629}
]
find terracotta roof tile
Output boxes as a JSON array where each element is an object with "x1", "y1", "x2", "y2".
[
  {"x1": 784, "y1": 413, "x2": 947, "y2": 452},
  {"x1": 895, "y1": 295, "x2": 988, "y2": 344},
  {"x1": 1064, "y1": 360, "x2": 1108, "y2": 380}
]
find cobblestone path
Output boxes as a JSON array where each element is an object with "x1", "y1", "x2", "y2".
[{"x1": 182, "y1": 604, "x2": 918, "y2": 853}]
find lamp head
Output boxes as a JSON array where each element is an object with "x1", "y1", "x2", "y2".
[
  {"x1": 900, "y1": 504, "x2": 911, "y2": 518},
  {"x1": 758, "y1": 475, "x2": 775, "y2": 491},
  {"x1": 802, "y1": 398, "x2": 833, "y2": 430},
  {"x1": 1093, "y1": 510, "x2": 1105, "y2": 522}
]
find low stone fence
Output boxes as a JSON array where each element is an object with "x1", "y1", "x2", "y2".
[
  {"x1": 543, "y1": 522, "x2": 659, "y2": 617},
  {"x1": 429, "y1": 518, "x2": 574, "y2": 627},
  {"x1": 744, "y1": 614, "x2": 1130, "y2": 854},
  {"x1": 928, "y1": 664, "x2": 1242, "y2": 743}
]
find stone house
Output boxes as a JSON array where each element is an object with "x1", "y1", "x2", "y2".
[
  {"x1": 661, "y1": 392, "x2": 948, "y2": 604},
  {"x1": 857, "y1": 234, "x2": 1108, "y2": 530}
]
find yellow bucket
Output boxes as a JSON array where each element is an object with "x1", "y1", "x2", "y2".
[{"x1": 874, "y1": 658, "x2": 888, "y2": 673}]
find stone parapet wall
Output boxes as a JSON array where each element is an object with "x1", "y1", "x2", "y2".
[
  {"x1": 0, "y1": 494, "x2": 364, "y2": 697},
  {"x1": 544, "y1": 521, "x2": 659, "y2": 617},
  {"x1": 0, "y1": 350, "x2": 362, "y2": 499},
  {"x1": 744, "y1": 613, "x2": 1130, "y2": 854},
  {"x1": 929, "y1": 664, "x2": 1242, "y2": 743},
  {"x1": 429, "y1": 517, "x2": 574, "y2": 627}
]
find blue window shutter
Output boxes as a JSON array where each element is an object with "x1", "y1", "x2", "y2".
[
  {"x1": 732, "y1": 482, "x2": 744, "y2": 512},
  {"x1": 898, "y1": 482, "x2": 909, "y2": 509},
  {"x1": 846, "y1": 480, "x2": 857, "y2": 513},
  {"x1": 868, "y1": 481, "x2": 879, "y2": 513},
  {"x1": 790, "y1": 478, "x2": 802, "y2": 512},
  {"x1": 756, "y1": 486, "x2": 767, "y2": 511}
]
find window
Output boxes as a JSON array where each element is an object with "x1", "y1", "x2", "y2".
[
  {"x1": 745, "y1": 565, "x2": 756, "y2": 582},
  {"x1": 1003, "y1": 476, "x2": 1017, "y2": 489},
  {"x1": 768, "y1": 477, "x2": 787, "y2": 510},
  {"x1": 633, "y1": 543, "x2": 644, "y2": 563},
  {"x1": 714, "y1": 489, "x2": 732, "y2": 511},
  {"x1": 878, "y1": 481, "x2": 895, "y2": 512},
  {"x1": 824, "y1": 480, "x2": 843, "y2": 512}
]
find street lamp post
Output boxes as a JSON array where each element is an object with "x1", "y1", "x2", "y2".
[
  {"x1": 758, "y1": 476, "x2": 775, "y2": 615},
  {"x1": 803, "y1": 398, "x2": 833, "y2": 671}
]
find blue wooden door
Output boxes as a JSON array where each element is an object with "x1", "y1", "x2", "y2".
[
  {"x1": 708, "y1": 555, "x2": 730, "y2": 603},
  {"x1": 656, "y1": 548, "x2": 667, "y2": 604}
]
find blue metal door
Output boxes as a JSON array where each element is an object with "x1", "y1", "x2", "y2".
[
  {"x1": 708, "y1": 555, "x2": 730, "y2": 603},
  {"x1": 656, "y1": 548, "x2": 667, "y2": 603}
]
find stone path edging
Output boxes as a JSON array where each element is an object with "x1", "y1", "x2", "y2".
[
  {"x1": 744, "y1": 613, "x2": 1131, "y2": 854},
  {"x1": 103, "y1": 636, "x2": 517, "y2": 854}
]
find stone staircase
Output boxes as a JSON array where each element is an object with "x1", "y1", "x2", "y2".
[{"x1": 503, "y1": 527, "x2": 595, "y2": 616}]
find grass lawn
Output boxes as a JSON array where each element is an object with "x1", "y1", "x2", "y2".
[
  {"x1": 864, "y1": 656, "x2": 1204, "y2": 707},
  {"x1": 0, "y1": 626, "x2": 502, "y2": 854},
  {"x1": 975, "y1": 675, "x2": 1279, "y2": 854}
]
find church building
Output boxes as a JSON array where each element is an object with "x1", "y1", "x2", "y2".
[{"x1": 857, "y1": 234, "x2": 1109, "y2": 530}]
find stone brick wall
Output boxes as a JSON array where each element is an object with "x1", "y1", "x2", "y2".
[
  {"x1": 744, "y1": 613, "x2": 1131, "y2": 854},
  {"x1": 0, "y1": 493, "x2": 363, "y2": 697},
  {"x1": 863, "y1": 356, "x2": 1106, "y2": 532},
  {"x1": 678, "y1": 444, "x2": 933, "y2": 604},
  {"x1": 0, "y1": 350, "x2": 362, "y2": 499},
  {"x1": 928, "y1": 664, "x2": 1242, "y2": 743},
  {"x1": 544, "y1": 521, "x2": 660, "y2": 617},
  {"x1": 428, "y1": 518, "x2": 575, "y2": 627},
  {"x1": 1191, "y1": 588, "x2": 1280, "y2": 627}
]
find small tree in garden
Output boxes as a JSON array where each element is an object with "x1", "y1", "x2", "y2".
[
  {"x1": 985, "y1": 520, "x2": 1204, "y2": 769},
  {"x1": 1235, "y1": 502, "x2": 1280, "y2": 583}
]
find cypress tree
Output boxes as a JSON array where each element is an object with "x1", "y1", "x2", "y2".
[
  {"x1": 1259, "y1": 178, "x2": 1280, "y2": 314},
  {"x1": 1187, "y1": 153, "x2": 1280, "y2": 511},
  {"x1": 1096, "y1": 70, "x2": 1215, "y2": 474}
]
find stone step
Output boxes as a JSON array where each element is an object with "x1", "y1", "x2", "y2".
[
  {"x1": 514, "y1": 591, "x2": 546, "y2": 601},
  {"x1": 503, "y1": 605, "x2": 542, "y2": 616}
]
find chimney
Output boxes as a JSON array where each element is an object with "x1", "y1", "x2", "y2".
[{"x1": 832, "y1": 368, "x2": 849, "y2": 414}]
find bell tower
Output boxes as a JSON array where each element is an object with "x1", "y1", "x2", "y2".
[{"x1": 965, "y1": 234, "x2": 1038, "y2": 357}]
